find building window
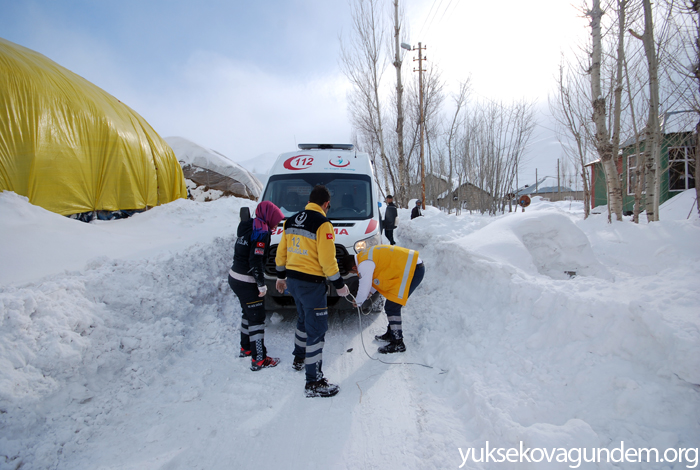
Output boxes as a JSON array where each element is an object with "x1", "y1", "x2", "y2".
[
  {"x1": 668, "y1": 146, "x2": 696, "y2": 191},
  {"x1": 627, "y1": 154, "x2": 643, "y2": 195}
]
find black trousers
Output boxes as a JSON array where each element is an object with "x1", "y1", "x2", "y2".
[
  {"x1": 228, "y1": 275, "x2": 266, "y2": 360},
  {"x1": 383, "y1": 263, "x2": 425, "y2": 340},
  {"x1": 385, "y1": 228, "x2": 396, "y2": 245}
]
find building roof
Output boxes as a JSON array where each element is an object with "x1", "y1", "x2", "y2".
[
  {"x1": 620, "y1": 111, "x2": 696, "y2": 148},
  {"x1": 515, "y1": 176, "x2": 575, "y2": 196}
]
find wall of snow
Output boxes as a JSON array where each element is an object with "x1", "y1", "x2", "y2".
[
  {"x1": 396, "y1": 202, "x2": 700, "y2": 461},
  {"x1": 0, "y1": 235, "x2": 240, "y2": 465}
]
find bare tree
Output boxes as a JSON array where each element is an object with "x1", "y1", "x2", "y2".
[
  {"x1": 588, "y1": 0, "x2": 625, "y2": 222},
  {"x1": 665, "y1": 0, "x2": 700, "y2": 216},
  {"x1": 340, "y1": 0, "x2": 394, "y2": 193},
  {"x1": 404, "y1": 63, "x2": 444, "y2": 200},
  {"x1": 495, "y1": 100, "x2": 537, "y2": 213},
  {"x1": 391, "y1": 0, "x2": 410, "y2": 207},
  {"x1": 551, "y1": 60, "x2": 594, "y2": 218},
  {"x1": 455, "y1": 99, "x2": 536, "y2": 214},
  {"x1": 444, "y1": 81, "x2": 471, "y2": 213},
  {"x1": 341, "y1": 1, "x2": 536, "y2": 216},
  {"x1": 454, "y1": 107, "x2": 478, "y2": 214},
  {"x1": 629, "y1": 0, "x2": 663, "y2": 221}
]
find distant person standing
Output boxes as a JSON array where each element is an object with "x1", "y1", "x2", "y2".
[
  {"x1": 383, "y1": 195, "x2": 398, "y2": 245},
  {"x1": 275, "y1": 185, "x2": 350, "y2": 398},
  {"x1": 411, "y1": 200, "x2": 423, "y2": 220},
  {"x1": 228, "y1": 201, "x2": 285, "y2": 371}
]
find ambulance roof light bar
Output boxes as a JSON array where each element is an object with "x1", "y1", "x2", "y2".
[{"x1": 298, "y1": 143, "x2": 354, "y2": 150}]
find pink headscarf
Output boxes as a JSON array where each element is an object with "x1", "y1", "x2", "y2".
[{"x1": 252, "y1": 201, "x2": 284, "y2": 241}]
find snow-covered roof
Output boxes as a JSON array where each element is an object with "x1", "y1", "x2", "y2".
[
  {"x1": 620, "y1": 111, "x2": 697, "y2": 148},
  {"x1": 165, "y1": 136, "x2": 263, "y2": 199},
  {"x1": 516, "y1": 175, "x2": 575, "y2": 195}
]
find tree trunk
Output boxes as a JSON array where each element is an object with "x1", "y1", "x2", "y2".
[
  {"x1": 581, "y1": 165, "x2": 591, "y2": 218},
  {"x1": 445, "y1": 82, "x2": 469, "y2": 215},
  {"x1": 610, "y1": 0, "x2": 626, "y2": 206},
  {"x1": 589, "y1": 0, "x2": 624, "y2": 221},
  {"x1": 639, "y1": 0, "x2": 661, "y2": 222},
  {"x1": 392, "y1": 0, "x2": 408, "y2": 208}
]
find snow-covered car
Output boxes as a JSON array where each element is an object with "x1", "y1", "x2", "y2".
[{"x1": 243, "y1": 143, "x2": 384, "y2": 311}]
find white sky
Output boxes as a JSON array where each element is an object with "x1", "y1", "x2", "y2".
[{"x1": 2, "y1": 0, "x2": 589, "y2": 184}]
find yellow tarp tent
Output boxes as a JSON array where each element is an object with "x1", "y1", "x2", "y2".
[{"x1": 0, "y1": 37, "x2": 187, "y2": 216}]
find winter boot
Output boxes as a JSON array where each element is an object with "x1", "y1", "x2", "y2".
[
  {"x1": 292, "y1": 356, "x2": 305, "y2": 371},
  {"x1": 304, "y1": 378, "x2": 340, "y2": 398},
  {"x1": 239, "y1": 347, "x2": 252, "y2": 358},
  {"x1": 374, "y1": 327, "x2": 392, "y2": 342},
  {"x1": 378, "y1": 339, "x2": 406, "y2": 354},
  {"x1": 250, "y1": 356, "x2": 280, "y2": 371}
]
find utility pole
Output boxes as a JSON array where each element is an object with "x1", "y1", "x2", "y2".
[
  {"x1": 557, "y1": 158, "x2": 561, "y2": 200},
  {"x1": 413, "y1": 42, "x2": 427, "y2": 210}
]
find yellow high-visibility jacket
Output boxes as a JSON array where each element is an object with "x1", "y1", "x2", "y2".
[
  {"x1": 275, "y1": 203, "x2": 343, "y2": 288},
  {"x1": 356, "y1": 245, "x2": 420, "y2": 306}
]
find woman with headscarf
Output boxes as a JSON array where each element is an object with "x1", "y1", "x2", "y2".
[{"x1": 228, "y1": 201, "x2": 285, "y2": 371}]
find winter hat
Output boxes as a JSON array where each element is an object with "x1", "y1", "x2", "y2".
[{"x1": 252, "y1": 201, "x2": 284, "y2": 241}]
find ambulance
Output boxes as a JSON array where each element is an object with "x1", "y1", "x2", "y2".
[{"x1": 247, "y1": 143, "x2": 384, "y2": 311}]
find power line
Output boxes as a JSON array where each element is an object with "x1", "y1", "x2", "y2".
[
  {"x1": 418, "y1": 0, "x2": 445, "y2": 38},
  {"x1": 419, "y1": 0, "x2": 459, "y2": 39},
  {"x1": 417, "y1": 0, "x2": 439, "y2": 37},
  {"x1": 437, "y1": 0, "x2": 457, "y2": 24}
]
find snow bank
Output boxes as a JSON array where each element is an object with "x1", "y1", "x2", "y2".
[
  {"x1": 0, "y1": 208, "x2": 242, "y2": 468},
  {"x1": 452, "y1": 209, "x2": 611, "y2": 280},
  {"x1": 397, "y1": 200, "x2": 699, "y2": 464},
  {"x1": 660, "y1": 189, "x2": 698, "y2": 221},
  {"x1": 0, "y1": 191, "x2": 247, "y2": 286}
]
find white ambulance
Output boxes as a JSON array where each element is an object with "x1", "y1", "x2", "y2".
[{"x1": 249, "y1": 143, "x2": 384, "y2": 311}]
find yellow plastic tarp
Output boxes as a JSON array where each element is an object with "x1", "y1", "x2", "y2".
[{"x1": 0, "y1": 37, "x2": 187, "y2": 216}]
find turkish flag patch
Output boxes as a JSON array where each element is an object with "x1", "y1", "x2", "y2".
[
  {"x1": 257, "y1": 242, "x2": 265, "y2": 248},
  {"x1": 326, "y1": 233, "x2": 334, "y2": 239}
]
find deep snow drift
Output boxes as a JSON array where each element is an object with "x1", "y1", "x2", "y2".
[{"x1": 0, "y1": 190, "x2": 698, "y2": 470}]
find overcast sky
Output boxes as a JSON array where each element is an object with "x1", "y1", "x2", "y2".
[{"x1": 2, "y1": 0, "x2": 588, "y2": 185}]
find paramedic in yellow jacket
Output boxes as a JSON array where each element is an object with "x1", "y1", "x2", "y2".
[
  {"x1": 275, "y1": 185, "x2": 350, "y2": 398},
  {"x1": 346, "y1": 245, "x2": 425, "y2": 353}
]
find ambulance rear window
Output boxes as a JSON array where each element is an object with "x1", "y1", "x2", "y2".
[{"x1": 262, "y1": 173, "x2": 373, "y2": 220}]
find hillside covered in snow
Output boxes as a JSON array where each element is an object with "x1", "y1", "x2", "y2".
[{"x1": 0, "y1": 190, "x2": 698, "y2": 469}]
